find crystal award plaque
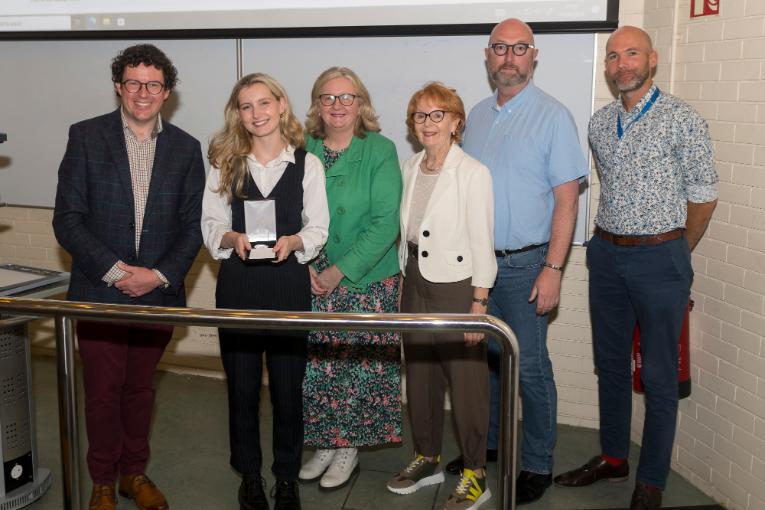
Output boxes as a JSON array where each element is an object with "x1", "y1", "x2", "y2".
[{"x1": 244, "y1": 199, "x2": 277, "y2": 260}]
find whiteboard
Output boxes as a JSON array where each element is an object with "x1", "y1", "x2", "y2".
[
  {"x1": 0, "y1": 38, "x2": 237, "y2": 206},
  {"x1": 0, "y1": 33, "x2": 593, "y2": 242},
  {"x1": 242, "y1": 33, "x2": 594, "y2": 243}
]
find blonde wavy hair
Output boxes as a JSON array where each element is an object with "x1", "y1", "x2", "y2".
[
  {"x1": 208, "y1": 73, "x2": 304, "y2": 200},
  {"x1": 305, "y1": 67, "x2": 380, "y2": 140}
]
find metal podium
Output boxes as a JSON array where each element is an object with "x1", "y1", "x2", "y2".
[{"x1": 0, "y1": 264, "x2": 69, "y2": 509}]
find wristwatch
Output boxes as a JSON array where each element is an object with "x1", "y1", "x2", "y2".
[{"x1": 472, "y1": 297, "x2": 489, "y2": 307}]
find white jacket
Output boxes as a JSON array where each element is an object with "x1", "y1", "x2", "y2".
[{"x1": 399, "y1": 143, "x2": 497, "y2": 288}]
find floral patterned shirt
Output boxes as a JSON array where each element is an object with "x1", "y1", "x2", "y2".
[{"x1": 589, "y1": 84, "x2": 718, "y2": 235}]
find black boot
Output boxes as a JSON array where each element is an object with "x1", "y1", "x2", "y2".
[
  {"x1": 273, "y1": 479, "x2": 301, "y2": 510},
  {"x1": 239, "y1": 476, "x2": 269, "y2": 510}
]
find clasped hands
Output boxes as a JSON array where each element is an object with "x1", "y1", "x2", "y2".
[{"x1": 114, "y1": 262, "x2": 162, "y2": 298}]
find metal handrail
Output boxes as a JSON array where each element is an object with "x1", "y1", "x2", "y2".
[{"x1": 0, "y1": 297, "x2": 519, "y2": 510}]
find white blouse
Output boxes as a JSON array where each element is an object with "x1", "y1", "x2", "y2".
[{"x1": 201, "y1": 145, "x2": 329, "y2": 263}]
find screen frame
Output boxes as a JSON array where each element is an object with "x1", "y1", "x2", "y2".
[{"x1": 0, "y1": 0, "x2": 618, "y2": 39}]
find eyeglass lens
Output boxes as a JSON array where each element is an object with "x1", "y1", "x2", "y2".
[
  {"x1": 490, "y1": 43, "x2": 531, "y2": 57},
  {"x1": 320, "y1": 94, "x2": 356, "y2": 106},
  {"x1": 413, "y1": 110, "x2": 446, "y2": 123},
  {"x1": 122, "y1": 80, "x2": 165, "y2": 95}
]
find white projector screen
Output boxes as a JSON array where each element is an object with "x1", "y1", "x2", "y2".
[{"x1": 0, "y1": 0, "x2": 613, "y2": 34}]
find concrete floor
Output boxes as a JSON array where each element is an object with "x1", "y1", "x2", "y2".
[{"x1": 23, "y1": 356, "x2": 718, "y2": 510}]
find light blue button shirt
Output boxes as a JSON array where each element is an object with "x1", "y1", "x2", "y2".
[{"x1": 463, "y1": 82, "x2": 587, "y2": 250}]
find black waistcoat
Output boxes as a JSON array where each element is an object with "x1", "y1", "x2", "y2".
[{"x1": 216, "y1": 150, "x2": 310, "y2": 314}]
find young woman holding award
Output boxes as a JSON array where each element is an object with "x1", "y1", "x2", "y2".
[{"x1": 202, "y1": 73, "x2": 329, "y2": 510}]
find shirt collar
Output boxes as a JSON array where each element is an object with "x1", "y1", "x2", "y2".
[
  {"x1": 492, "y1": 81, "x2": 535, "y2": 112},
  {"x1": 246, "y1": 144, "x2": 296, "y2": 168},
  {"x1": 619, "y1": 83, "x2": 658, "y2": 116},
  {"x1": 120, "y1": 108, "x2": 163, "y2": 139}
]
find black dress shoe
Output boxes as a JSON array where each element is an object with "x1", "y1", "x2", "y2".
[
  {"x1": 554, "y1": 455, "x2": 629, "y2": 487},
  {"x1": 516, "y1": 470, "x2": 552, "y2": 504},
  {"x1": 630, "y1": 482, "x2": 662, "y2": 510},
  {"x1": 445, "y1": 449, "x2": 498, "y2": 475},
  {"x1": 272, "y1": 480, "x2": 301, "y2": 510},
  {"x1": 240, "y1": 476, "x2": 269, "y2": 510}
]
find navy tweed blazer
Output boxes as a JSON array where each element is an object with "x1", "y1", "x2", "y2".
[{"x1": 53, "y1": 108, "x2": 205, "y2": 307}]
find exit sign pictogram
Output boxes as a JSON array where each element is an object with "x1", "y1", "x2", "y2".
[{"x1": 691, "y1": 0, "x2": 719, "y2": 18}]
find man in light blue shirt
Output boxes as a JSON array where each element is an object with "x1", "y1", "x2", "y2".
[{"x1": 453, "y1": 18, "x2": 588, "y2": 505}]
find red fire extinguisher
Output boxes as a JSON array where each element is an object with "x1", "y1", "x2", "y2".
[{"x1": 632, "y1": 299, "x2": 693, "y2": 399}]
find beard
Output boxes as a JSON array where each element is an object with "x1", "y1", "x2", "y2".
[
  {"x1": 612, "y1": 67, "x2": 650, "y2": 93},
  {"x1": 491, "y1": 64, "x2": 528, "y2": 88}
]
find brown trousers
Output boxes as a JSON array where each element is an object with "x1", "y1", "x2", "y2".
[{"x1": 401, "y1": 254, "x2": 490, "y2": 469}]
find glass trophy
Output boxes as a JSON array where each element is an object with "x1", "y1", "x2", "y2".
[{"x1": 244, "y1": 199, "x2": 277, "y2": 260}]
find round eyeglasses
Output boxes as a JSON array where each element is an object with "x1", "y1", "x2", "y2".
[
  {"x1": 488, "y1": 42, "x2": 535, "y2": 57},
  {"x1": 121, "y1": 79, "x2": 166, "y2": 95},
  {"x1": 319, "y1": 93, "x2": 358, "y2": 106},
  {"x1": 411, "y1": 110, "x2": 450, "y2": 124}
]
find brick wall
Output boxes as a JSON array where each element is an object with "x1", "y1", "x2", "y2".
[{"x1": 640, "y1": 1, "x2": 765, "y2": 508}]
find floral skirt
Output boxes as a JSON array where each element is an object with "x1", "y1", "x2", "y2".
[{"x1": 302, "y1": 252, "x2": 402, "y2": 447}]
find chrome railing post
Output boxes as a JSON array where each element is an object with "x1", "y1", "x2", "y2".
[
  {"x1": 55, "y1": 315, "x2": 80, "y2": 510},
  {"x1": 498, "y1": 331, "x2": 519, "y2": 509}
]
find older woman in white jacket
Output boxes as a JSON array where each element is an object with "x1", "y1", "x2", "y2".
[{"x1": 386, "y1": 82, "x2": 496, "y2": 510}]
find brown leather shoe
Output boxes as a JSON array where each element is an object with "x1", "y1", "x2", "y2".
[
  {"x1": 89, "y1": 484, "x2": 116, "y2": 510},
  {"x1": 118, "y1": 473, "x2": 169, "y2": 510},
  {"x1": 630, "y1": 482, "x2": 662, "y2": 510},
  {"x1": 554, "y1": 455, "x2": 629, "y2": 487}
]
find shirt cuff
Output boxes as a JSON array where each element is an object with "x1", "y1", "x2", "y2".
[
  {"x1": 102, "y1": 262, "x2": 127, "y2": 287},
  {"x1": 152, "y1": 269, "x2": 170, "y2": 289},
  {"x1": 687, "y1": 183, "x2": 718, "y2": 204}
]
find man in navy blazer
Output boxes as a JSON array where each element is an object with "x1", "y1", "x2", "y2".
[{"x1": 53, "y1": 44, "x2": 204, "y2": 510}]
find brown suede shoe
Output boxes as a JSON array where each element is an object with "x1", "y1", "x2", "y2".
[
  {"x1": 554, "y1": 455, "x2": 629, "y2": 487},
  {"x1": 89, "y1": 484, "x2": 116, "y2": 510},
  {"x1": 118, "y1": 474, "x2": 169, "y2": 510}
]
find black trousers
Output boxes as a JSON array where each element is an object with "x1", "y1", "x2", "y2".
[{"x1": 219, "y1": 328, "x2": 307, "y2": 480}]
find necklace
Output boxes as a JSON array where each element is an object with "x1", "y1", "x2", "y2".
[{"x1": 420, "y1": 157, "x2": 442, "y2": 174}]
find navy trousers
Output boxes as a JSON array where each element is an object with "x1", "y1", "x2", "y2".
[{"x1": 587, "y1": 234, "x2": 692, "y2": 489}]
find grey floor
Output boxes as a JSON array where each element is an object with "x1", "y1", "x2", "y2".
[{"x1": 24, "y1": 356, "x2": 718, "y2": 510}]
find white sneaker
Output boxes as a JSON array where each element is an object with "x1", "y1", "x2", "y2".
[
  {"x1": 299, "y1": 449, "x2": 336, "y2": 482},
  {"x1": 319, "y1": 447, "x2": 359, "y2": 491}
]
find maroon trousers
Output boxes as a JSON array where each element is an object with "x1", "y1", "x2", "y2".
[{"x1": 77, "y1": 321, "x2": 172, "y2": 484}]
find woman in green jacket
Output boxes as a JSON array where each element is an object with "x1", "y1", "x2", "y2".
[{"x1": 299, "y1": 67, "x2": 403, "y2": 491}]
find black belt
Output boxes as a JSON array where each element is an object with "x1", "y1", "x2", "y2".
[
  {"x1": 494, "y1": 243, "x2": 548, "y2": 257},
  {"x1": 407, "y1": 241, "x2": 419, "y2": 259}
]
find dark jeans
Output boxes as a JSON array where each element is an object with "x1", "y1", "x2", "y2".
[
  {"x1": 587, "y1": 235, "x2": 693, "y2": 490},
  {"x1": 487, "y1": 244, "x2": 556, "y2": 474}
]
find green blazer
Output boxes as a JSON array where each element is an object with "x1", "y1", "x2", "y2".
[{"x1": 306, "y1": 131, "x2": 402, "y2": 291}]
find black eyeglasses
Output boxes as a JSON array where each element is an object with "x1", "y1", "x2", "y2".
[
  {"x1": 488, "y1": 42, "x2": 535, "y2": 57},
  {"x1": 319, "y1": 93, "x2": 358, "y2": 106},
  {"x1": 411, "y1": 110, "x2": 451, "y2": 124},
  {"x1": 120, "y1": 79, "x2": 165, "y2": 95}
]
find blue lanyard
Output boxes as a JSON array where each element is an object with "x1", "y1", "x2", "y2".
[{"x1": 617, "y1": 87, "x2": 660, "y2": 139}]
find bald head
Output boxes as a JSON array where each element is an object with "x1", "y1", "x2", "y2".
[
  {"x1": 491, "y1": 18, "x2": 535, "y2": 46},
  {"x1": 606, "y1": 26, "x2": 653, "y2": 53}
]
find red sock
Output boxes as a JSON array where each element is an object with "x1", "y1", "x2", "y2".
[{"x1": 601, "y1": 454, "x2": 626, "y2": 466}]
